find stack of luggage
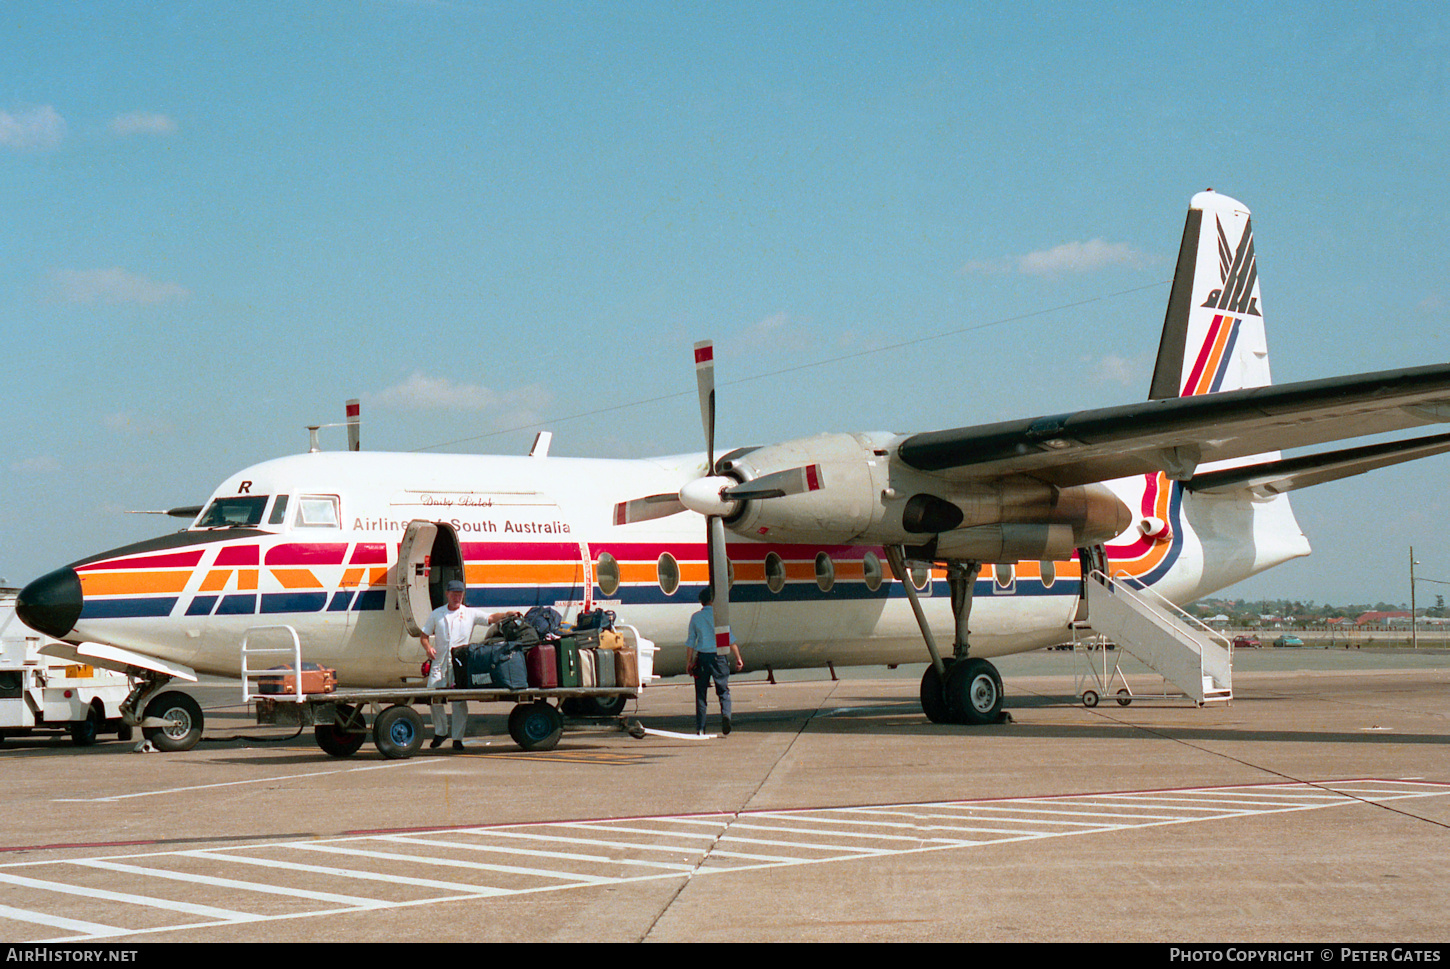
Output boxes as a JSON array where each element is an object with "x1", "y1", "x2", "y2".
[{"x1": 449, "y1": 606, "x2": 637, "y2": 691}]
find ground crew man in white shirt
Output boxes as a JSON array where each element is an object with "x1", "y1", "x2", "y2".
[{"x1": 420, "y1": 579, "x2": 485, "y2": 750}]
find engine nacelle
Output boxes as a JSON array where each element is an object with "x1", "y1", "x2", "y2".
[
  {"x1": 718, "y1": 431, "x2": 1132, "y2": 559},
  {"x1": 720, "y1": 432, "x2": 892, "y2": 543}
]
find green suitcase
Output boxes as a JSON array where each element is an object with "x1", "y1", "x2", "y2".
[{"x1": 556, "y1": 636, "x2": 582, "y2": 688}]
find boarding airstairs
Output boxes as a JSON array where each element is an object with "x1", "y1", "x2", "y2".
[{"x1": 1077, "y1": 569, "x2": 1233, "y2": 706}]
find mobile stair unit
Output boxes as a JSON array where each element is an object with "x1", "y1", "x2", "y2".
[{"x1": 1077, "y1": 569, "x2": 1233, "y2": 707}]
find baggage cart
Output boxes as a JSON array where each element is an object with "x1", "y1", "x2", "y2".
[{"x1": 242, "y1": 623, "x2": 657, "y2": 758}]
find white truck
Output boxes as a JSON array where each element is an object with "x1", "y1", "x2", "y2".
[{"x1": 0, "y1": 590, "x2": 132, "y2": 746}]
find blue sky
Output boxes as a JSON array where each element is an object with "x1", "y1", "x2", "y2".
[{"x1": 4, "y1": 2, "x2": 1448, "y2": 606}]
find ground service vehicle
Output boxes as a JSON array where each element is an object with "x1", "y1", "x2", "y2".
[{"x1": 1, "y1": 592, "x2": 132, "y2": 746}]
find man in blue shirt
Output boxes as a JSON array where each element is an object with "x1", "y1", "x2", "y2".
[{"x1": 685, "y1": 587, "x2": 744, "y2": 735}]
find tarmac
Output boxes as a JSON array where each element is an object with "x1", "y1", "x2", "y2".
[{"x1": 0, "y1": 647, "x2": 1446, "y2": 943}]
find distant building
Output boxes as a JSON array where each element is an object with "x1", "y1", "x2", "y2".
[{"x1": 1355, "y1": 611, "x2": 1411, "y2": 625}]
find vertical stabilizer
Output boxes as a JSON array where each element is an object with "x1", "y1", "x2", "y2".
[
  {"x1": 1147, "y1": 193, "x2": 1309, "y2": 598},
  {"x1": 1149, "y1": 191, "x2": 1271, "y2": 400}
]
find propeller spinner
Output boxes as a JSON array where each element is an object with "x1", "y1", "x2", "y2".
[{"x1": 611, "y1": 340, "x2": 825, "y2": 650}]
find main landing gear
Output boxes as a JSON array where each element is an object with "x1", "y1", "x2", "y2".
[{"x1": 889, "y1": 547, "x2": 1007, "y2": 725}]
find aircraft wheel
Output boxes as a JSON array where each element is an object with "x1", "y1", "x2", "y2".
[
  {"x1": 509, "y1": 701, "x2": 563, "y2": 751},
  {"x1": 70, "y1": 706, "x2": 102, "y2": 747},
  {"x1": 373, "y1": 704, "x2": 424, "y2": 760},
  {"x1": 142, "y1": 691, "x2": 204, "y2": 752},
  {"x1": 1116, "y1": 689, "x2": 1133, "y2": 707},
  {"x1": 919, "y1": 661, "x2": 954, "y2": 724},
  {"x1": 945, "y1": 658, "x2": 1004, "y2": 725},
  {"x1": 1082, "y1": 690, "x2": 1100, "y2": 708},
  {"x1": 315, "y1": 704, "x2": 367, "y2": 758}
]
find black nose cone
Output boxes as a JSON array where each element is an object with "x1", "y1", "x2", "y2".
[{"x1": 15, "y1": 567, "x2": 83, "y2": 639}]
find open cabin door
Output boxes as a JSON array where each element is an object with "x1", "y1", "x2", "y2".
[{"x1": 397, "y1": 520, "x2": 463, "y2": 639}]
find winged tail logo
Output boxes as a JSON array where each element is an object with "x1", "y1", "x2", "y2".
[{"x1": 1202, "y1": 216, "x2": 1261, "y2": 317}]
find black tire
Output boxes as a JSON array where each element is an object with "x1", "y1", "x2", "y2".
[
  {"x1": 142, "y1": 691, "x2": 204, "y2": 752},
  {"x1": 373, "y1": 705, "x2": 424, "y2": 759},
  {"x1": 945, "y1": 658, "x2": 1004, "y2": 725},
  {"x1": 116, "y1": 722, "x2": 134, "y2": 741},
  {"x1": 315, "y1": 704, "x2": 367, "y2": 758},
  {"x1": 919, "y1": 661, "x2": 954, "y2": 723},
  {"x1": 1116, "y1": 689, "x2": 1133, "y2": 707},
  {"x1": 70, "y1": 706, "x2": 101, "y2": 747},
  {"x1": 580, "y1": 695, "x2": 628, "y2": 718},
  {"x1": 509, "y1": 701, "x2": 563, "y2": 751},
  {"x1": 1083, "y1": 690, "x2": 1100, "y2": 708}
]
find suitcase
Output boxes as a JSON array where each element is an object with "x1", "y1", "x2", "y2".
[
  {"x1": 490, "y1": 647, "x2": 529, "y2": 690},
  {"x1": 257, "y1": 663, "x2": 337, "y2": 695},
  {"x1": 457, "y1": 643, "x2": 504, "y2": 688},
  {"x1": 595, "y1": 648, "x2": 616, "y2": 688},
  {"x1": 574, "y1": 607, "x2": 616, "y2": 631},
  {"x1": 597, "y1": 628, "x2": 625, "y2": 651},
  {"x1": 615, "y1": 647, "x2": 639, "y2": 689},
  {"x1": 578, "y1": 647, "x2": 597, "y2": 687},
  {"x1": 556, "y1": 636, "x2": 581, "y2": 688},
  {"x1": 526, "y1": 644, "x2": 558, "y2": 689}
]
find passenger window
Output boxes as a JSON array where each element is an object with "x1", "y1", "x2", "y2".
[
  {"x1": 657, "y1": 553, "x2": 680, "y2": 595},
  {"x1": 862, "y1": 551, "x2": 883, "y2": 592},
  {"x1": 596, "y1": 552, "x2": 620, "y2": 596},
  {"x1": 296, "y1": 495, "x2": 341, "y2": 528},
  {"x1": 909, "y1": 562, "x2": 931, "y2": 591},
  {"x1": 815, "y1": 552, "x2": 835, "y2": 592},
  {"x1": 765, "y1": 553, "x2": 786, "y2": 594}
]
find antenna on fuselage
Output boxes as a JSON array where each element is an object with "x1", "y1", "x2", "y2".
[{"x1": 307, "y1": 399, "x2": 362, "y2": 453}]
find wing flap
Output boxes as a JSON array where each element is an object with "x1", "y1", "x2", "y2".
[{"x1": 1185, "y1": 431, "x2": 1450, "y2": 497}]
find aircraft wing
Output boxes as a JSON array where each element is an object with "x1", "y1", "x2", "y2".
[{"x1": 895, "y1": 363, "x2": 1450, "y2": 487}]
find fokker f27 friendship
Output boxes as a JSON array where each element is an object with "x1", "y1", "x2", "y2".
[{"x1": 17, "y1": 191, "x2": 1450, "y2": 749}]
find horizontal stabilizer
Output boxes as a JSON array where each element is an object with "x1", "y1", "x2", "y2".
[{"x1": 1185, "y1": 431, "x2": 1450, "y2": 497}]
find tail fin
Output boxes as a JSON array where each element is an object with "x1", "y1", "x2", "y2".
[{"x1": 1148, "y1": 191, "x2": 1272, "y2": 400}]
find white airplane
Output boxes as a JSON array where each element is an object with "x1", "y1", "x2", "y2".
[{"x1": 16, "y1": 191, "x2": 1450, "y2": 750}]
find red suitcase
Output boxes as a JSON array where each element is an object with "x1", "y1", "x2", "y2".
[{"x1": 526, "y1": 644, "x2": 559, "y2": 689}]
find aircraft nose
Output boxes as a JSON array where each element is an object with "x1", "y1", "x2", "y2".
[{"x1": 15, "y1": 567, "x2": 84, "y2": 640}]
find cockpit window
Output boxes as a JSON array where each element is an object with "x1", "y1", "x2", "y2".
[
  {"x1": 268, "y1": 494, "x2": 290, "y2": 525},
  {"x1": 195, "y1": 495, "x2": 269, "y2": 528},
  {"x1": 296, "y1": 495, "x2": 341, "y2": 528}
]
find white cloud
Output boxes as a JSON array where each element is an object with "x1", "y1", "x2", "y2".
[
  {"x1": 103, "y1": 412, "x2": 172, "y2": 437},
  {"x1": 371, "y1": 373, "x2": 552, "y2": 415},
  {"x1": 0, "y1": 105, "x2": 66, "y2": 150},
  {"x1": 11, "y1": 456, "x2": 60, "y2": 473},
  {"x1": 109, "y1": 111, "x2": 177, "y2": 136},
  {"x1": 49, "y1": 268, "x2": 189, "y2": 305},
  {"x1": 1018, "y1": 239, "x2": 1146, "y2": 277},
  {"x1": 962, "y1": 239, "x2": 1146, "y2": 277},
  {"x1": 1090, "y1": 352, "x2": 1146, "y2": 387}
]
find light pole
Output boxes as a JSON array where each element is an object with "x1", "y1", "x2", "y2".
[{"x1": 1410, "y1": 547, "x2": 1419, "y2": 650}]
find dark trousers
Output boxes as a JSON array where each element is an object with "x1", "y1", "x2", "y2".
[{"x1": 693, "y1": 653, "x2": 731, "y2": 733}]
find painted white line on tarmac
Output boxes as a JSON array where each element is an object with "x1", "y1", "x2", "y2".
[{"x1": 52, "y1": 758, "x2": 426, "y2": 803}]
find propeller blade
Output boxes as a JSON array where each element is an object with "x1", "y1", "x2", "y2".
[
  {"x1": 723, "y1": 464, "x2": 824, "y2": 501},
  {"x1": 693, "y1": 340, "x2": 715, "y2": 470},
  {"x1": 345, "y1": 398, "x2": 361, "y2": 452},
  {"x1": 613, "y1": 494, "x2": 687, "y2": 526},
  {"x1": 707, "y1": 514, "x2": 731, "y2": 649}
]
